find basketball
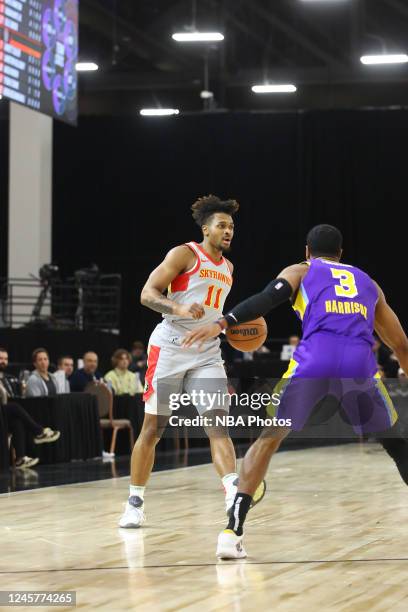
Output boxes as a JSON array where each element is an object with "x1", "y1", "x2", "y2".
[{"x1": 226, "y1": 317, "x2": 268, "y2": 352}]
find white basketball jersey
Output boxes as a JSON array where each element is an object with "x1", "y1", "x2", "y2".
[{"x1": 163, "y1": 242, "x2": 233, "y2": 330}]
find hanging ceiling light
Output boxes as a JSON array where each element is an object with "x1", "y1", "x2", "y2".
[
  {"x1": 252, "y1": 84, "x2": 297, "y2": 93},
  {"x1": 140, "y1": 109, "x2": 180, "y2": 116},
  {"x1": 76, "y1": 62, "x2": 99, "y2": 72},
  {"x1": 360, "y1": 54, "x2": 408, "y2": 65},
  {"x1": 172, "y1": 32, "x2": 224, "y2": 42}
]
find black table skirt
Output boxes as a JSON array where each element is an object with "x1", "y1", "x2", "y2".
[
  {"x1": 0, "y1": 406, "x2": 9, "y2": 471},
  {"x1": 20, "y1": 394, "x2": 102, "y2": 464},
  {"x1": 231, "y1": 359, "x2": 289, "y2": 380},
  {"x1": 113, "y1": 394, "x2": 144, "y2": 432}
]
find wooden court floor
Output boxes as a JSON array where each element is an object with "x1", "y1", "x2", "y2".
[{"x1": 2, "y1": 443, "x2": 408, "y2": 611}]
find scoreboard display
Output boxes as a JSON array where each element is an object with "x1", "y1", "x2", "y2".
[{"x1": 0, "y1": 0, "x2": 78, "y2": 124}]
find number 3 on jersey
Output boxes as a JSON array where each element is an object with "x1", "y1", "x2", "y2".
[
  {"x1": 330, "y1": 268, "x2": 358, "y2": 299},
  {"x1": 205, "y1": 285, "x2": 223, "y2": 309}
]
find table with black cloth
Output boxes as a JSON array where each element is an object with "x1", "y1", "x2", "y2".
[
  {"x1": 19, "y1": 394, "x2": 102, "y2": 464},
  {"x1": 230, "y1": 359, "x2": 289, "y2": 380},
  {"x1": 0, "y1": 405, "x2": 10, "y2": 471}
]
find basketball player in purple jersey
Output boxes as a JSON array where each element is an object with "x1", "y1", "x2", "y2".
[{"x1": 184, "y1": 224, "x2": 408, "y2": 559}]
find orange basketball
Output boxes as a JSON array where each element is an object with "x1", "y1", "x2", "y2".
[{"x1": 226, "y1": 317, "x2": 268, "y2": 352}]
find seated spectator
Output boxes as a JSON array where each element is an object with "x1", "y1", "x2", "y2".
[
  {"x1": 104, "y1": 349, "x2": 144, "y2": 396},
  {"x1": 254, "y1": 344, "x2": 271, "y2": 356},
  {"x1": 0, "y1": 346, "x2": 21, "y2": 398},
  {"x1": 280, "y1": 335, "x2": 300, "y2": 361},
  {"x1": 54, "y1": 355, "x2": 73, "y2": 394},
  {"x1": 129, "y1": 341, "x2": 147, "y2": 381},
  {"x1": 241, "y1": 344, "x2": 271, "y2": 362},
  {"x1": 0, "y1": 349, "x2": 60, "y2": 469},
  {"x1": 373, "y1": 336, "x2": 399, "y2": 378},
  {"x1": 69, "y1": 351, "x2": 102, "y2": 392},
  {"x1": 26, "y1": 348, "x2": 59, "y2": 397},
  {"x1": 58, "y1": 355, "x2": 74, "y2": 378}
]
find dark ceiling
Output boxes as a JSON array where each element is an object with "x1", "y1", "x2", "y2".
[{"x1": 50, "y1": 0, "x2": 408, "y2": 114}]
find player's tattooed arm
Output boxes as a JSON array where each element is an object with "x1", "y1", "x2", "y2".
[
  {"x1": 141, "y1": 294, "x2": 174, "y2": 315},
  {"x1": 374, "y1": 281, "x2": 408, "y2": 375},
  {"x1": 141, "y1": 246, "x2": 205, "y2": 319}
]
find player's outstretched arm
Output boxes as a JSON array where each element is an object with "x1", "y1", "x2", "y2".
[
  {"x1": 220, "y1": 264, "x2": 305, "y2": 328},
  {"x1": 374, "y1": 282, "x2": 408, "y2": 375},
  {"x1": 141, "y1": 246, "x2": 205, "y2": 319},
  {"x1": 182, "y1": 264, "x2": 305, "y2": 347}
]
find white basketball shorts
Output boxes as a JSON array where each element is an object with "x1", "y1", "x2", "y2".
[{"x1": 143, "y1": 320, "x2": 229, "y2": 416}]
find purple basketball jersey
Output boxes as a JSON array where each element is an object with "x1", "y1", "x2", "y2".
[
  {"x1": 275, "y1": 258, "x2": 395, "y2": 433},
  {"x1": 293, "y1": 258, "x2": 378, "y2": 346}
]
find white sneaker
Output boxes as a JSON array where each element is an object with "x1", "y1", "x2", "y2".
[
  {"x1": 34, "y1": 428, "x2": 60, "y2": 445},
  {"x1": 15, "y1": 456, "x2": 39, "y2": 469},
  {"x1": 118, "y1": 496, "x2": 146, "y2": 528},
  {"x1": 216, "y1": 530, "x2": 247, "y2": 560},
  {"x1": 225, "y1": 480, "x2": 238, "y2": 514}
]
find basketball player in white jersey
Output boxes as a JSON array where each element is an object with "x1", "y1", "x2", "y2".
[{"x1": 119, "y1": 195, "x2": 265, "y2": 528}]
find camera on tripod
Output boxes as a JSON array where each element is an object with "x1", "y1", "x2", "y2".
[{"x1": 39, "y1": 264, "x2": 60, "y2": 285}]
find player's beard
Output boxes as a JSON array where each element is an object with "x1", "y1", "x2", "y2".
[
  {"x1": 208, "y1": 237, "x2": 232, "y2": 254},
  {"x1": 216, "y1": 238, "x2": 232, "y2": 254}
]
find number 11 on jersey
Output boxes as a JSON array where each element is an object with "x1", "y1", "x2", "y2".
[{"x1": 205, "y1": 285, "x2": 223, "y2": 309}]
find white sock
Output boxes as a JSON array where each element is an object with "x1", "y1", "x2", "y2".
[
  {"x1": 222, "y1": 472, "x2": 238, "y2": 493},
  {"x1": 129, "y1": 485, "x2": 145, "y2": 500}
]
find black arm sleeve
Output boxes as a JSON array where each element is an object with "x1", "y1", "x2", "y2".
[{"x1": 224, "y1": 278, "x2": 293, "y2": 326}]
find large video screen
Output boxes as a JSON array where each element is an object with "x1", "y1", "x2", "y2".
[{"x1": 0, "y1": 0, "x2": 78, "y2": 124}]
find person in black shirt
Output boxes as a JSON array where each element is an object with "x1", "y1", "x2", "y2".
[
  {"x1": 128, "y1": 341, "x2": 147, "y2": 385},
  {"x1": 69, "y1": 351, "x2": 102, "y2": 392},
  {"x1": 0, "y1": 348, "x2": 60, "y2": 469},
  {"x1": 0, "y1": 348, "x2": 21, "y2": 398}
]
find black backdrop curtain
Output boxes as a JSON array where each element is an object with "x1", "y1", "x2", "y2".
[
  {"x1": 0, "y1": 113, "x2": 9, "y2": 280},
  {"x1": 49, "y1": 108, "x2": 408, "y2": 343}
]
